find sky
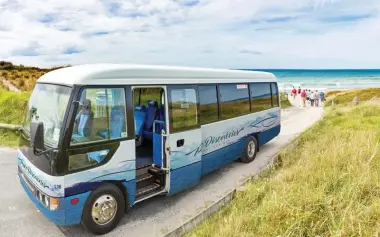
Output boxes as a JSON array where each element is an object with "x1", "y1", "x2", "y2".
[{"x1": 1, "y1": 0, "x2": 380, "y2": 69}]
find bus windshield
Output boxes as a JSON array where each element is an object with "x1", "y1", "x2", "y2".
[{"x1": 23, "y1": 83, "x2": 72, "y2": 147}]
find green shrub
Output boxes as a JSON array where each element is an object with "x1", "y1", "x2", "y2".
[{"x1": 0, "y1": 90, "x2": 30, "y2": 146}]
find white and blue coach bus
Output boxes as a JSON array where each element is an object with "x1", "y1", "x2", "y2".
[{"x1": 17, "y1": 64, "x2": 281, "y2": 234}]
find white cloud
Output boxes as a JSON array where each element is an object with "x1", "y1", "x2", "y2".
[{"x1": 1, "y1": 0, "x2": 380, "y2": 68}]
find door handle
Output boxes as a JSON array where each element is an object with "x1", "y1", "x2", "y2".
[{"x1": 177, "y1": 139, "x2": 185, "y2": 147}]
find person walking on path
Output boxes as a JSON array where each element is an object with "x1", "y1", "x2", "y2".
[
  {"x1": 292, "y1": 87, "x2": 297, "y2": 100},
  {"x1": 314, "y1": 90, "x2": 320, "y2": 107},
  {"x1": 301, "y1": 90, "x2": 307, "y2": 107},
  {"x1": 298, "y1": 87, "x2": 302, "y2": 95},
  {"x1": 310, "y1": 90, "x2": 315, "y2": 107},
  {"x1": 320, "y1": 91, "x2": 325, "y2": 103}
]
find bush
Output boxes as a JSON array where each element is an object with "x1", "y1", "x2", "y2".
[{"x1": 0, "y1": 90, "x2": 30, "y2": 146}]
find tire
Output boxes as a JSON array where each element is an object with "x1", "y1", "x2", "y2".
[
  {"x1": 81, "y1": 183, "x2": 125, "y2": 235},
  {"x1": 240, "y1": 136, "x2": 258, "y2": 163}
]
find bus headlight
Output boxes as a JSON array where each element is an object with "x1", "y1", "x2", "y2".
[
  {"x1": 49, "y1": 198, "x2": 59, "y2": 211},
  {"x1": 36, "y1": 190, "x2": 59, "y2": 210}
]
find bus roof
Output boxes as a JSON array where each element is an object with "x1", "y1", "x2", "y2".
[{"x1": 38, "y1": 63, "x2": 276, "y2": 86}]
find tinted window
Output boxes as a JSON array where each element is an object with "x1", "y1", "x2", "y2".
[
  {"x1": 250, "y1": 83, "x2": 272, "y2": 112},
  {"x1": 219, "y1": 84, "x2": 250, "y2": 119},
  {"x1": 271, "y1": 83, "x2": 279, "y2": 107},
  {"x1": 199, "y1": 85, "x2": 218, "y2": 124},
  {"x1": 169, "y1": 87, "x2": 198, "y2": 131}
]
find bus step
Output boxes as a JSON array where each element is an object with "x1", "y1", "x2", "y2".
[
  {"x1": 136, "y1": 183, "x2": 161, "y2": 198},
  {"x1": 148, "y1": 168, "x2": 165, "y2": 185},
  {"x1": 136, "y1": 173, "x2": 156, "y2": 190}
]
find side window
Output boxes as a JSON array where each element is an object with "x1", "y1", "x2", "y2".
[
  {"x1": 219, "y1": 84, "x2": 250, "y2": 119},
  {"x1": 250, "y1": 83, "x2": 272, "y2": 112},
  {"x1": 71, "y1": 88, "x2": 127, "y2": 145},
  {"x1": 199, "y1": 85, "x2": 218, "y2": 125},
  {"x1": 169, "y1": 87, "x2": 198, "y2": 132},
  {"x1": 271, "y1": 83, "x2": 279, "y2": 107}
]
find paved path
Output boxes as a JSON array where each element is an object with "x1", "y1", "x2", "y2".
[
  {"x1": 0, "y1": 76, "x2": 21, "y2": 92},
  {"x1": 0, "y1": 97, "x2": 323, "y2": 237}
]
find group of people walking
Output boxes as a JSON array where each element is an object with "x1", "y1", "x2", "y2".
[{"x1": 291, "y1": 87, "x2": 325, "y2": 107}]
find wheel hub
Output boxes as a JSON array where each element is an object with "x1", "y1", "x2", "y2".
[
  {"x1": 91, "y1": 195, "x2": 117, "y2": 225},
  {"x1": 248, "y1": 141, "x2": 255, "y2": 157}
]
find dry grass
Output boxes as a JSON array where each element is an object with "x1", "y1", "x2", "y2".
[
  {"x1": 0, "y1": 61, "x2": 69, "y2": 91},
  {"x1": 325, "y1": 88, "x2": 380, "y2": 107},
  {"x1": 186, "y1": 91, "x2": 380, "y2": 237}
]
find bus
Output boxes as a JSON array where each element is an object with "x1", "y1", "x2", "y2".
[{"x1": 16, "y1": 64, "x2": 281, "y2": 234}]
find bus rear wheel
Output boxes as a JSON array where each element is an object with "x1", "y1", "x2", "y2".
[
  {"x1": 240, "y1": 136, "x2": 258, "y2": 163},
  {"x1": 81, "y1": 183, "x2": 125, "y2": 235}
]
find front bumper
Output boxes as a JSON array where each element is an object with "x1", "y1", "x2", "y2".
[{"x1": 18, "y1": 173, "x2": 90, "y2": 226}]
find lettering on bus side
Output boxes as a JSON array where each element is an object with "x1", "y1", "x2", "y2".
[
  {"x1": 18, "y1": 156, "x2": 62, "y2": 192},
  {"x1": 187, "y1": 112, "x2": 279, "y2": 157}
]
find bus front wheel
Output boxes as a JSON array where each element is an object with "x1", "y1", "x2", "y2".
[
  {"x1": 81, "y1": 183, "x2": 125, "y2": 235},
  {"x1": 240, "y1": 136, "x2": 258, "y2": 163}
]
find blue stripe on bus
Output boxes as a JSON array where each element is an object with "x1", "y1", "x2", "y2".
[
  {"x1": 64, "y1": 178, "x2": 136, "y2": 199},
  {"x1": 169, "y1": 161, "x2": 202, "y2": 195},
  {"x1": 258, "y1": 124, "x2": 281, "y2": 146},
  {"x1": 65, "y1": 181, "x2": 103, "y2": 197},
  {"x1": 201, "y1": 136, "x2": 248, "y2": 176}
]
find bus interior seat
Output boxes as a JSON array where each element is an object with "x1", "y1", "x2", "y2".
[
  {"x1": 134, "y1": 104, "x2": 147, "y2": 137},
  {"x1": 159, "y1": 105, "x2": 165, "y2": 122},
  {"x1": 109, "y1": 106, "x2": 126, "y2": 138},
  {"x1": 72, "y1": 99, "x2": 94, "y2": 139},
  {"x1": 142, "y1": 100, "x2": 158, "y2": 141},
  {"x1": 98, "y1": 91, "x2": 127, "y2": 139}
]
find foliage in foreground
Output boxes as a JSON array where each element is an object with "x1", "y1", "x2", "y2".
[
  {"x1": 0, "y1": 89, "x2": 30, "y2": 146},
  {"x1": 187, "y1": 97, "x2": 380, "y2": 236},
  {"x1": 280, "y1": 92, "x2": 292, "y2": 109}
]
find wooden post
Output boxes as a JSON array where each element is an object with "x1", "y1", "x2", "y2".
[{"x1": 0, "y1": 123, "x2": 21, "y2": 130}]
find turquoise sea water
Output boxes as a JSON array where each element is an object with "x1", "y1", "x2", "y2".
[{"x1": 243, "y1": 69, "x2": 380, "y2": 92}]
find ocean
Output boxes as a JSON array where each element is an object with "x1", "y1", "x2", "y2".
[{"x1": 243, "y1": 69, "x2": 380, "y2": 92}]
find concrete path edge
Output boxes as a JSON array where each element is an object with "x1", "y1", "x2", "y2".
[{"x1": 163, "y1": 139, "x2": 300, "y2": 237}]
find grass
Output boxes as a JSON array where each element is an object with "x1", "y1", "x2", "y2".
[
  {"x1": 186, "y1": 88, "x2": 380, "y2": 237},
  {"x1": 280, "y1": 92, "x2": 292, "y2": 109},
  {"x1": 0, "y1": 89, "x2": 30, "y2": 146}
]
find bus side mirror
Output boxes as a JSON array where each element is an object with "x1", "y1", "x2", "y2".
[{"x1": 30, "y1": 122, "x2": 44, "y2": 150}]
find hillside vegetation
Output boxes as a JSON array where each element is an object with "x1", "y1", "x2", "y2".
[
  {"x1": 0, "y1": 61, "x2": 68, "y2": 91},
  {"x1": 187, "y1": 88, "x2": 380, "y2": 237},
  {"x1": 325, "y1": 88, "x2": 380, "y2": 106},
  {"x1": 0, "y1": 89, "x2": 30, "y2": 146}
]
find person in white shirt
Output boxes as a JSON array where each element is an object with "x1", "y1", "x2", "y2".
[
  {"x1": 314, "y1": 90, "x2": 320, "y2": 107},
  {"x1": 310, "y1": 90, "x2": 315, "y2": 106}
]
